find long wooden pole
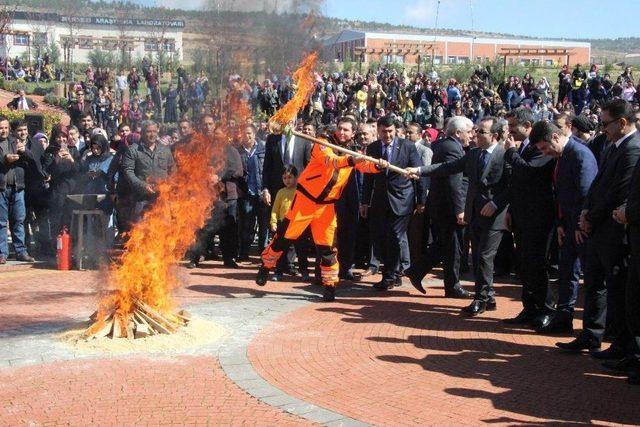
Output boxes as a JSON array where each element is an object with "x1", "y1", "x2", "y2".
[{"x1": 290, "y1": 130, "x2": 410, "y2": 176}]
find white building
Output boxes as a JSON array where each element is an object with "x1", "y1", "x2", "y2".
[{"x1": 1, "y1": 11, "x2": 185, "y2": 65}]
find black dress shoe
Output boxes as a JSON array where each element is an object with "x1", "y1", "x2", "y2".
[
  {"x1": 406, "y1": 268, "x2": 426, "y2": 294},
  {"x1": 462, "y1": 300, "x2": 486, "y2": 316},
  {"x1": 602, "y1": 357, "x2": 634, "y2": 374},
  {"x1": 322, "y1": 285, "x2": 336, "y2": 302},
  {"x1": 503, "y1": 309, "x2": 536, "y2": 324},
  {"x1": 531, "y1": 314, "x2": 553, "y2": 331},
  {"x1": 373, "y1": 279, "x2": 395, "y2": 291},
  {"x1": 536, "y1": 315, "x2": 574, "y2": 335},
  {"x1": 224, "y1": 259, "x2": 239, "y2": 269},
  {"x1": 556, "y1": 338, "x2": 600, "y2": 353},
  {"x1": 486, "y1": 300, "x2": 497, "y2": 311},
  {"x1": 284, "y1": 267, "x2": 299, "y2": 276},
  {"x1": 272, "y1": 273, "x2": 281, "y2": 282},
  {"x1": 236, "y1": 255, "x2": 249, "y2": 262},
  {"x1": 16, "y1": 252, "x2": 35, "y2": 263},
  {"x1": 591, "y1": 346, "x2": 626, "y2": 360},
  {"x1": 339, "y1": 271, "x2": 356, "y2": 281},
  {"x1": 186, "y1": 260, "x2": 198, "y2": 269},
  {"x1": 445, "y1": 286, "x2": 472, "y2": 299},
  {"x1": 255, "y1": 266, "x2": 269, "y2": 286}
]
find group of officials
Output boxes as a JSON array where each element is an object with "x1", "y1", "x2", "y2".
[{"x1": 258, "y1": 99, "x2": 640, "y2": 385}]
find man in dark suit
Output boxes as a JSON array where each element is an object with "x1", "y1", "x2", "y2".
[
  {"x1": 614, "y1": 148, "x2": 640, "y2": 384},
  {"x1": 558, "y1": 99, "x2": 640, "y2": 356},
  {"x1": 261, "y1": 124, "x2": 312, "y2": 207},
  {"x1": 407, "y1": 116, "x2": 511, "y2": 315},
  {"x1": 67, "y1": 89, "x2": 92, "y2": 128},
  {"x1": 6, "y1": 89, "x2": 37, "y2": 111},
  {"x1": 261, "y1": 123, "x2": 312, "y2": 275},
  {"x1": 502, "y1": 108, "x2": 556, "y2": 329},
  {"x1": 362, "y1": 115, "x2": 426, "y2": 290},
  {"x1": 402, "y1": 116, "x2": 472, "y2": 298},
  {"x1": 529, "y1": 121, "x2": 598, "y2": 333}
]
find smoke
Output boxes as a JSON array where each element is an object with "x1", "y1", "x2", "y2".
[{"x1": 155, "y1": 0, "x2": 324, "y2": 14}]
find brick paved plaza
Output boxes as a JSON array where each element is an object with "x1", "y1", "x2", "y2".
[{"x1": 1, "y1": 259, "x2": 639, "y2": 426}]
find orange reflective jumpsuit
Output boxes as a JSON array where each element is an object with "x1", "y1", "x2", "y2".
[{"x1": 261, "y1": 142, "x2": 381, "y2": 287}]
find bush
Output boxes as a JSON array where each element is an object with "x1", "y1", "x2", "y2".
[
  {"x1": 43, "y1": 93, "x2": 58, "y2": 106},
  {"x1": 0, "y1": 108, "x2": 61, "y2": 135},
  {"x1": 32, "y1": 86, "x2": 51, "y2": 96}
]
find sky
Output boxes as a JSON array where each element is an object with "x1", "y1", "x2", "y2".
[{"x1": 131, "y1": 0, "x2": 638, "y2": 39}]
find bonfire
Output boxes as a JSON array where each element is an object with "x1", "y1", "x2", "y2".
[{"x1": 84, "y1": 52, "x2": 317, "y2": 340}]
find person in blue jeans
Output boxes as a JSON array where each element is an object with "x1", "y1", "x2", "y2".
[{"x1": 0, "y1": 115, "x2": 37, "y2": 263}]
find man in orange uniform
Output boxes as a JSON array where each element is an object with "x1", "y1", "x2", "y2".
[{"x1": 256, "y1": 117, "x2": 388, "y2": 301}]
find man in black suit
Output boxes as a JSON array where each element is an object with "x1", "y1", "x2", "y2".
[
  {"x1": 502, "y1": 108, "x2": 556, "y2": 329},
  {"x1": 402, "y1": 116, "x2": 472, "y2": 298},
  {"x1": 558, "y1": 99, "x2": 640, "y2": 356},
  {"x1": 614, "y1": 147, "x2": 640, "y2": 384},
  {"x1": 407, "y1": 116, "x2": 511, "y2": 315},
  {"x1": 261, "y1": 124, "x2": 312, "y2": 207},
  {"x1": 67, "y1": 89, "x2": 93, "y2": 128},
  {"x1": 362, "y1": 115, "x2": 426, "y2": 290},
  {"x1": 261, "y1": 123, "x2": 312, "y2": 274}
]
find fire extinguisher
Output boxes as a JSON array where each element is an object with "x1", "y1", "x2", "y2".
[{"x1": 57, "y1": 226, "x2": 72, "y2": 270}]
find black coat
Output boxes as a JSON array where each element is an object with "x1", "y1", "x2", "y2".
[
  {"x1": 362, "y1": 138, "x2": 426, "y2": 217},
  {"x1": 0, "y1": 137, "x2": 40, "y2": 191},
  {"x1": 425, "y1": 136, "x2": 468, "y2": 222},
  {"x1": 585, "y1": 131, "x2": 640, "y2": 239},
  {"x1": 262, "y1": 133, "x2": 311, "y2": 198},
  {"x1": 504, "y1": 141, "x2": 556, "y2": 230},
  {"x1": 420, "y1": 145, "x2": 511, "y2": 230},
  {"x1": 626, "y1": 153, "x2": 640, "y2": 253}
]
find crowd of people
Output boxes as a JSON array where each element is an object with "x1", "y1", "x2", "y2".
[{"x1": 1, "y1": 60, "x2": 639, "y2": 385}]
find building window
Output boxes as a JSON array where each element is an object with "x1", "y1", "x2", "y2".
[
  {"x1": 101, "y1": 39, "x2": 119, "y2": 50},
  {"x1": 448, "y1": 56, "x2": 458, "y2": 64},
  {"x1": 433, "y1": 56, "x2": 443, "y2": 65},
  {"x1": 33, "y1": 32, "x2": 47, "y2": 46},
  {"x1": 13, "y1": 34, "x2": 29, "y2": 46},
  {"x1": 78, "y1": 38, "x2": 94, "y2": 49},
  {"x1": 531, "y1": 59, "x2": 540, "y2": 66},
  {"x1": 163, "y1": 40, "x2": 175, "y2": 52},
  {"x1": 520, "y1": 59, "x2": 530, "y2": 66},
  {"x1": 144, "y1": 39, "x2": 158, "y2": 51},
  {"x1": 394, "y1": 55, "x2": 404, "y2": 64},
  {"x1": 508, "y1": 58, "x2": 514, "y2": 65},
  {"x1": 475, "y1": 56, "x2": 482, "y2": 63},
  {"x1": 458, "y1": 56, "x2": 470, "y2": 64},
  {"x1": 545, "y1": 59, "x2": 554, "y2": 66}
]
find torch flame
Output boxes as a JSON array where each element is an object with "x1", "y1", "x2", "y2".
[{"x1": 270, "y1": 52, "x2": 318, "y2": 128}]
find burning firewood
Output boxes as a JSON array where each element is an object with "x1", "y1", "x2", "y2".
[{"x1": 84, "y1": 300, "x2": 190, "y2": 340}]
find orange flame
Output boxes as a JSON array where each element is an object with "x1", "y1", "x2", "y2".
[
  {"x1": 92, "y1": 90, "x2": 251, "y2": 326},
  {"x1": 270, "y1": 52, "x2": 318, "y2": 129}
]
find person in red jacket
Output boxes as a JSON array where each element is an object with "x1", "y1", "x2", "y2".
[{"x1": 256, "y1": 117, "x2": 388, "y2": 301}]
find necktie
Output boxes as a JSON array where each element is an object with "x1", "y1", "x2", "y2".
[
  {"x1": 601, "y1": 143, "x2": 617, "y2": 168},
  {"x1": 382, "y1": 144, "x2": 389, "y2": 161},
  {"x1": 283, "y1": 136, "x2": 291, "y2": 165},
  {"x1": 478, "y1": 149, "x2": 489, "y2": 178}
]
